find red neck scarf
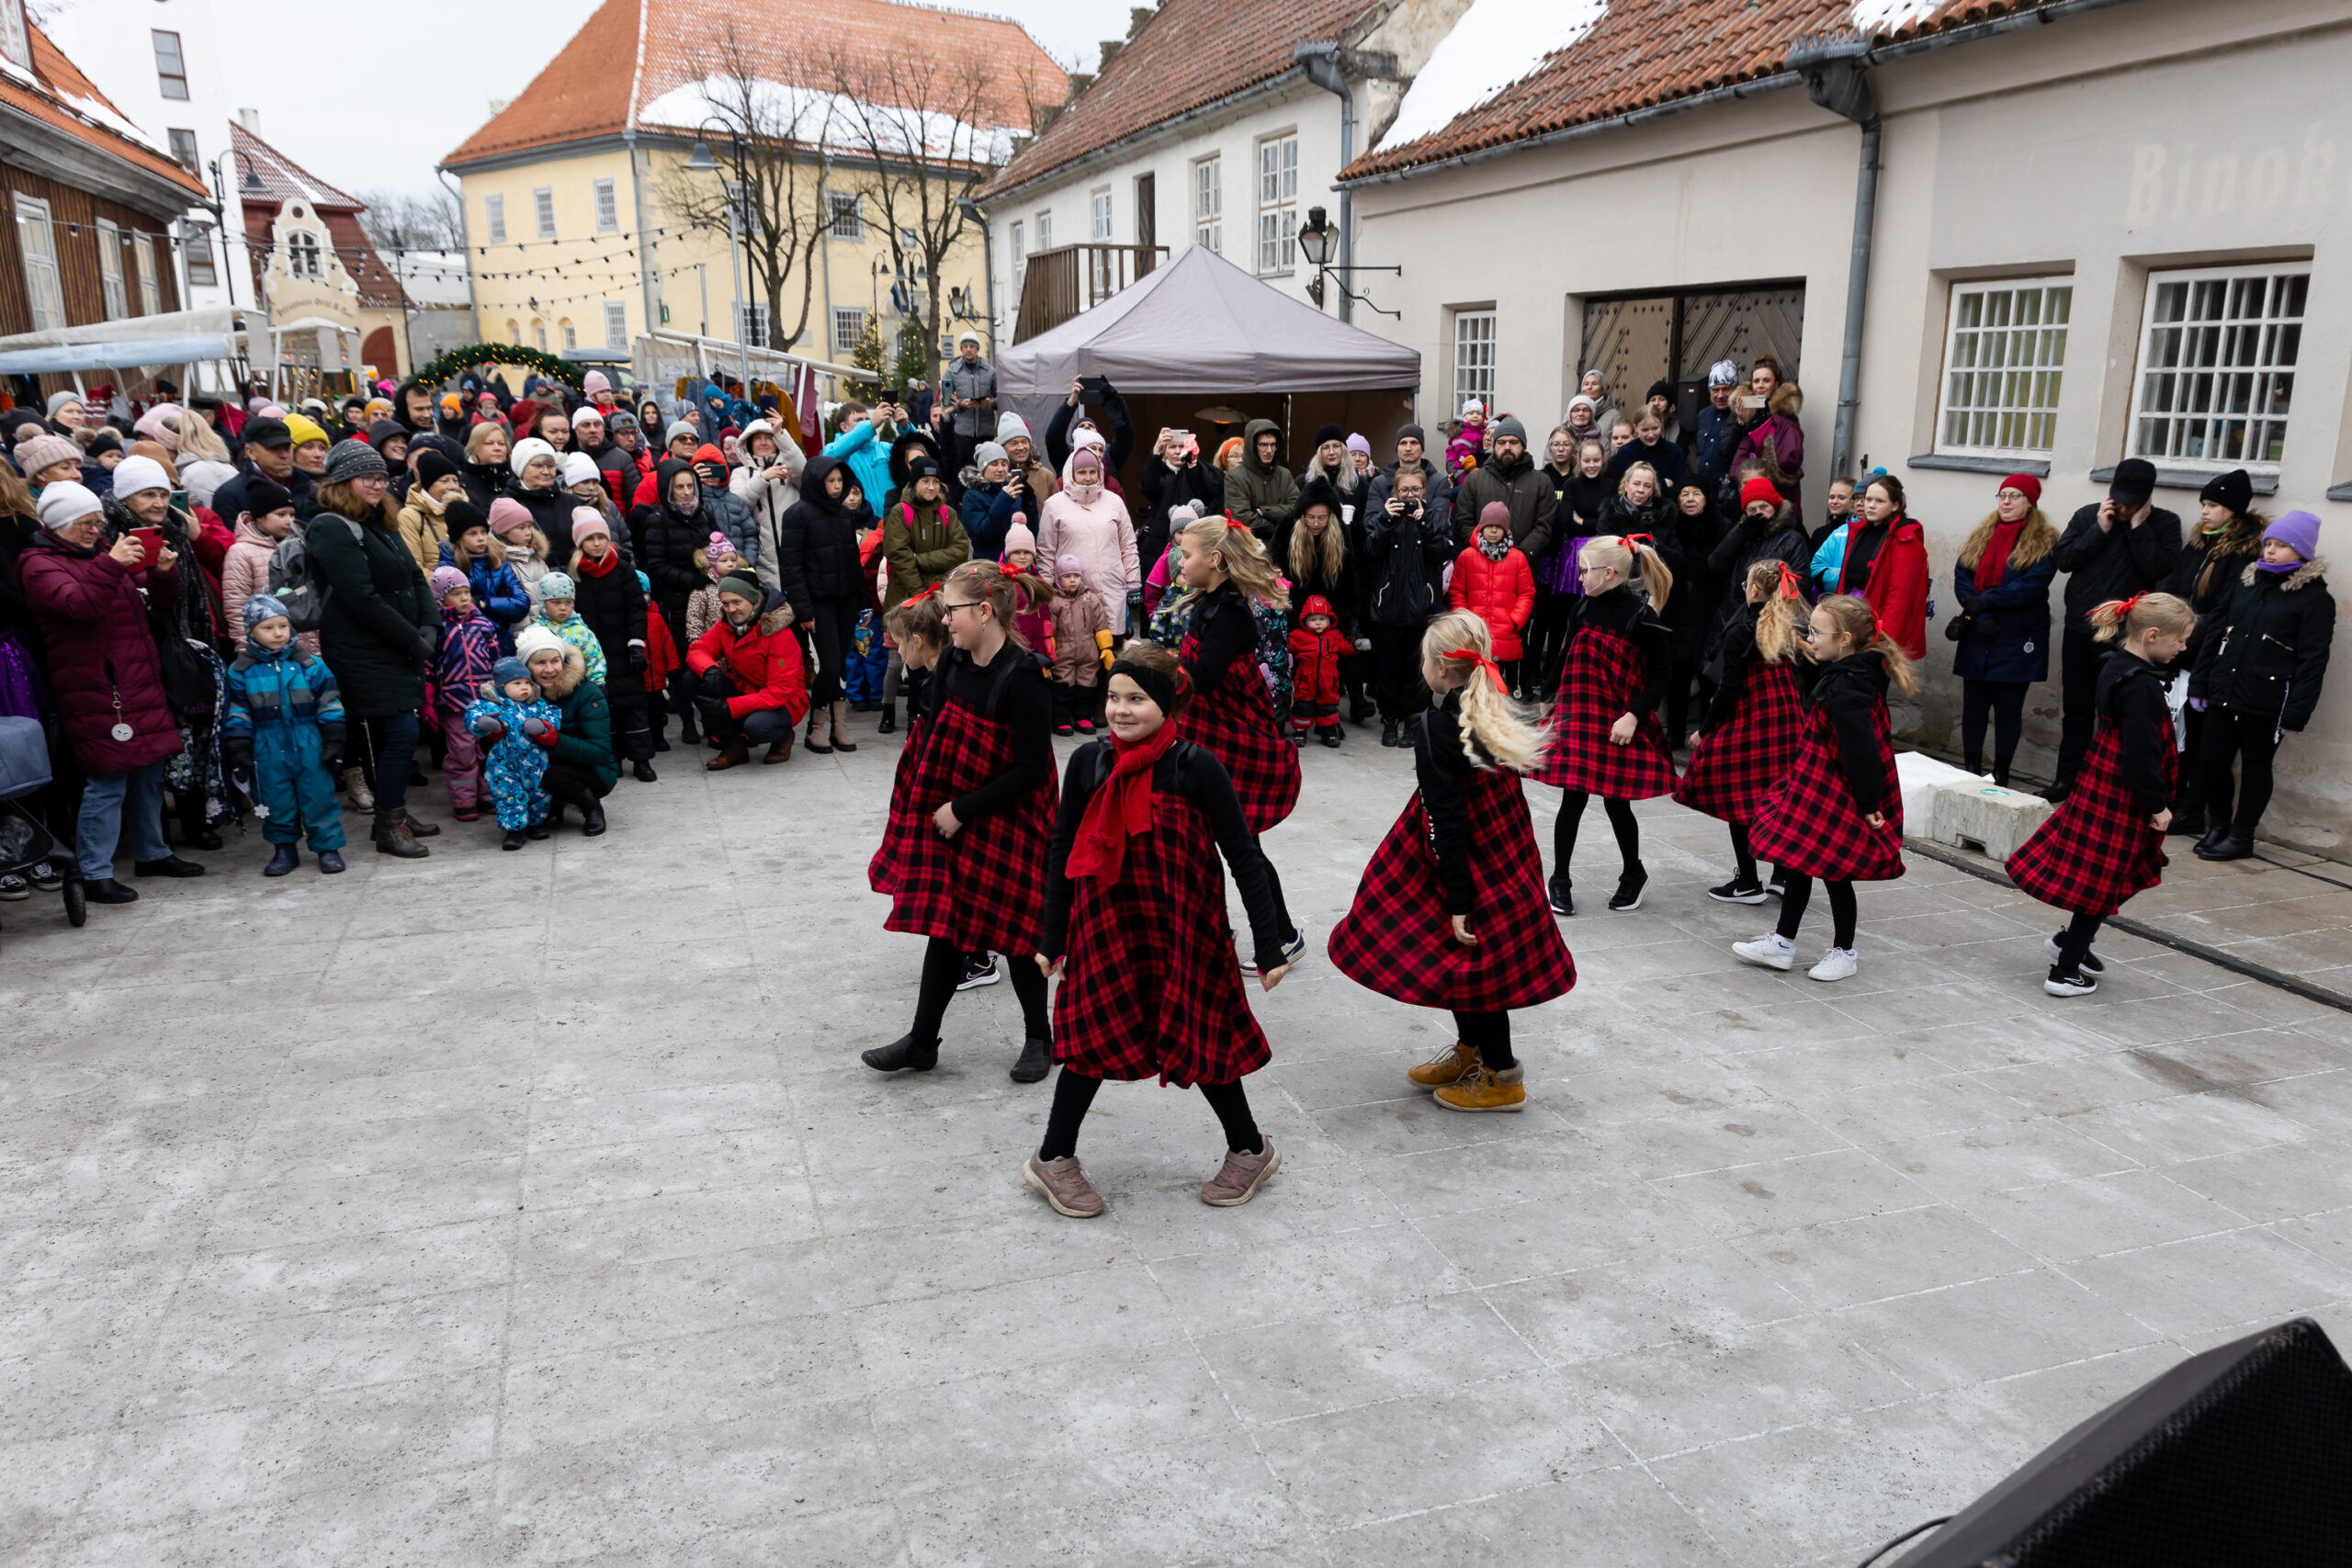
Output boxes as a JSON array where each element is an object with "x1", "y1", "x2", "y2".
[
  {"x1": 1974, "y1": 519, "x2": 2026, "y2": 589},
  {"x1": 575, "y1": 545, "x2": 619, "y2": 579},
  {"x1": 1066, "y1": 721, "x2": 1178, "y2": 886}
]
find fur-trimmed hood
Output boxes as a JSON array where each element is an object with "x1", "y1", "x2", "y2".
[
  {"x1": 541, "y1": 641, "x2": 588, "y2": 698},
  {"x1": 1768, "y1": 381, "x2": 1802, "y2": 421},
  {"x1": 2242, "y1": 557, "x2": 2328, "y2": 592}
]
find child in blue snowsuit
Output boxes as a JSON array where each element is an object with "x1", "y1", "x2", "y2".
[
  {"x1": 464, "y1": 657, "x2": 560, "y2": 849},
  {"x1": 220, "y1": 593, "x2": 346, "y2": 875}
]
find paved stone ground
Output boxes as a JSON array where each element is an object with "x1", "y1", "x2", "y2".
[{"x1": 6, "y1": 717, "x2": 2352, "y2": 1567}]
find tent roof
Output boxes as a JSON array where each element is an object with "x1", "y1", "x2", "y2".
[{"x1": 998, "y1": 244, "x2": 1419, "y2": 399}]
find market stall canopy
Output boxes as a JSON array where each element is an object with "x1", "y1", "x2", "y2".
[
  {"x1": 0, "y1": 307, "x2": 246, "y2": 376},
  {"x1": 997, "y1": 243, "x2": 1419, "y2": 398}
]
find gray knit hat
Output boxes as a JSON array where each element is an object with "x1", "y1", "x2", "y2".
[
  {"x1": 664, "y1": 420, "x2": 699, "y2": 448},
  {"x1": 1492, "y1": 415, "x2": 1527, "y2": 442},
  {"x1": 321, "y1": 438, "x2": 388, "y2": 485}
]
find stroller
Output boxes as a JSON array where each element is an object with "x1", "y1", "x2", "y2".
[{"x1": 0, "y1": 716, "x2": 85, "y2": 931}]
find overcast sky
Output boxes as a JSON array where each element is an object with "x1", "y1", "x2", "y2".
[{"x1": 211, "y1": 0, "x2": 1133, "y2": 202}]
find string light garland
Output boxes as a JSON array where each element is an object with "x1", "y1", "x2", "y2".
[{"x1": 413, "y1": 343, "x2": 582, "y2": 389}]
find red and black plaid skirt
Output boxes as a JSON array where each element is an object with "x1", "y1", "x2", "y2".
[
  {"x1": 1749, "y1": 699, "x2": 1905, "y2": 882},
  {"x1": 875, "y1": 696, "x2": 1055, "y2": 952},
  {"x1": 1179, "y1": 629, "x2": 1300, "y2": 834},
  {"x1": 1329, "y1": 767, "x2": 1577, "y2": 1011},
  {"x1": 866, "y1": 720, "x2": 933, "y2": 897},
  {"x1": 1532, "y1": 626, "x2": 1677, "y2": 798},
  {"x1": 2009, "y1": 725, "x2": 2175, "y2": 917},
  {"x1": 1053, "y1": 789, "x2": 1269, "y2": 1087},
  {"x1": 1674, "y1": 660, "x2": 1806, "y2": 823}
]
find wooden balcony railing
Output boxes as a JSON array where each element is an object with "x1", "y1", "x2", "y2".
[{"x1": 1012, "y1": 243, "x2": 1169, "y2": 342}]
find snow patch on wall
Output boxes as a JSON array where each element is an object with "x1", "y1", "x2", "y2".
[
  {"x1": 1376, "y1": 0, "x2": 1607, "y2": 152},
  {"x1": 638, "y1": 76, "x2": 1016, "y2": 164},
  {"x1": 1850, "y1": 0, "x2": 1944, "y2": 31}
]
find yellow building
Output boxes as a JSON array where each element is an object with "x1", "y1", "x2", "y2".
[{"x1": 438, "y1": 0, "x2": 1064, "y2": 376}]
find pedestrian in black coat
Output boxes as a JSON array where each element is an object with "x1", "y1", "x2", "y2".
[
  {"x1": 775, "y1": 453, "x2": 870, "y2": 752},
  {"x1": 1702, "y1": 476, "x2": 1814, "y2": 682},
  {"x1": 1359, "y1": 470, "x2": 1453, "y2": 741},
  {"x1": 2163, "y1": 468, "x2": 2265, "y2": 834},
  {"x1": 2188, "y1": 509, "x2": 2333, "y2": 860},
  {"x1": 1655, "y1": 479, "x2": 1724, "y2": 746},
  {"x1": 2046, "y1": 458, "x2": 2182, "y2": 797},
  {"x1": 630, "y1": 457, "x2": 711, "y2": 740}
]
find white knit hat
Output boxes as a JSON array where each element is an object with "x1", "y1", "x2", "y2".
[
  {"x1": 34, "y1": 479, "x2": 102, "y2": 532},
  {"x1": 111, "y1": 454, "x2": 173, "y2": 498},
  {"x1": 1459, "y1": 398, "x2": 1486, "y2": 418},
  {"x1": 561, "y1": 452, "x2": 601, "y2": 488},
  {"x1": 514, "y1": 625, "x2": 567, "y2": 663},
  {"x1": 510, "y1": 436, "x2": 554, "y2": 478}
]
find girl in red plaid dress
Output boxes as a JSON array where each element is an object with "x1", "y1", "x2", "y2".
[
  {"x1": 1736, "y1": 594, "x2": 1915, "y2": 983},
  {"x1": 1676, "y1": 559, "x2": 1812, "y2": 904},
  {"x1": 1022, "y1": 646, "x2": 1293, "y2": 1219},
  {"x1": 1331, "y1": 613, "x2": 1575, "y2": 1112},
  {"x1": 1171, "y1": 518, "x2": 1306, "y2": 967},
  {"x1": 863, "y1": 563, "x2": 1061, "y2": 1083},
  {"x1": 2008, "y1": 592, "x2": 2194, "y2": 997},
  {"x1": 1534, "y1": 534, "x2": 1677, "y2": 916}
]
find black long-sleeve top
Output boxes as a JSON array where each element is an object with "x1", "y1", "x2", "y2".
[
  {"x1": 935, "y1": 642, "x2": 1055, "y2": 823},
  {"x1": 1572, "y1": 586, "x2": 1671, "y2": 716},
  {"x1": 1040, "y1": 738, "x2": 1286, "y2": 969},
  {"x1": 1413, "y1": 693, "x2": 1489, "y2": 916},
  {"x1": 2097, "y1": 649, "x2": 2176, "y2": 813},
  {"x1": 2052, "y1": 502, "x2": 2183, "y2": 626},
  {"x1": 1811, "y1": 652, "x2": 1892, "y2": 813},
  {"x1": 1699, "y1": 602, "x2": 1761, "y2": 732},
  {"x1": 1046, "y1": 387, "x2": 1134, "y2": 474},
  {"x1": 1178, "y1": 583, "x2": 1258, "y2": 692}
]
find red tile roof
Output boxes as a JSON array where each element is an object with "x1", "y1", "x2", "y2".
[
  {"x1": 231, "y1": 122, "x2": 409, "y2": 310},
  {"x1": 442, "y1": 0, "x2": 1066, "y2": 169},
  {"x1": 976, "y1": 0, "x2": 1370, "y2": 202},
  {"x1": 6, "y1": 25, "x2": 209, "y2": 204},
  {"x1": 230, "y1": 121, "x2": 361, "y2": 211},
  {"x1": 1341, "y1": 0, "x2": 2091, "y2": 181}
]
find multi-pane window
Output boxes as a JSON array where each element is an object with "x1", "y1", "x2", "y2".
[
  {"x1": 287, "y1": 231, "x2": 321, "y2": 279},
  {"x1": 561, "y1": 319, "x2": 578, "y2": 350},
  {"x1": 734, "y1": 301, "x2": 771, "y2": 346},
  {"x1": 1035, "y1": 211, "x2": 1052, "y2": 252},
  {"x1": 534, "y1": 321, "x2": 548, "y2": 351},
  {"x1": 833, "y1": 306, "x2": 867, "y2": 355},
  {"x1": 152, "y1": 30, "x2": 187, "y2": 99},
  {"x1": 1010, "y1": 220, "x2": 1024, "y2": 296},
  {"x1": 96, "y1": 219, "x2": 126, "y2": 321},
  {"x1": 15, "y1": 194, "x2": 62, "y2": 329},
  {"x1": 1090, "y1": 187, "x2": 1113, "y2": 242},
  {"x1": 485, "y1": 194, "x2": 506, "y2": 244},
  {"x1": 533, "y1": 187, "x2": 556, "y2": 239},
  {"x1": 1193, "y1": 156, "x2": 1221, "y2": 254},
  {"x1": 1936, "y1": 278, "x2": 2072, "y2": 457},
  {"x1": 167, "y1": 129, "x2": 198, "y2": 173},
  {"x1": 135, "y1": 238, "x2": 159, "y2": 315},
  {"x1": 183, "y1": 221, "x2": 217, "y2": 288},
  {"x1": 1256, "y1": 133, "x2": 1297, "y2": 274},
  {"x1": 593, "y1": 178, "x2": 617, "y2": 233},
  {"x1": 828, "y1": 192, "x2": 863, "y2": 242},
  {"x1": 2131, "y1": 264, "x2": 2307, "y2": 470},
  {"x1": 1453, "y1": 310, "x2": 1496, "y2": 412},
  {"x1": 605, "y1": 300, "x2": 628, "y2": 349}
]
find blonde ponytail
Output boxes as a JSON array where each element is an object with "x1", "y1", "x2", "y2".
[
  {"x1": 1419, "y1": 612, "x2": 1548, "y2": 773},
  {"x1": 1744, "y1": 558, "x2": 1809, "y2": 664},
  {"x1": 1582, "y1": 533, "x2": 1673, "y2": 615},
  {"x1": 1813, "y1": 592, "x2": 1919, "y2": 697},
  {"x1": 1173, "y1": 517, "x2": 1290, "y2": 615},
  {"x1": 2090, "y1": 590, "x2": 2196, "y2": 645}
]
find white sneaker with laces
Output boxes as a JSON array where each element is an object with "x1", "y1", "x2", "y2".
[
  {"x1": 1808, "y1": 946, "x2": 1859, "y2": 982},
  {"x1": 1733, "y1": 933, "x2": 1795, "y2": 971}
]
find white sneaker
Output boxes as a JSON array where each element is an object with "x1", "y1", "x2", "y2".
[
  {"x1": 1733, "y1": 933, "x2": 1795, "y2": 971},
  {"x1": 1808, "y1": 947, "x2": 1859, "y2": 982}
]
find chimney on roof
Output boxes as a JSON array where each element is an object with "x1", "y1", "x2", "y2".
[
  {"x1": 238, "y1": 107, "x2": 260, "y2": 134},
  {"x1": 1097, "y1": 39, "x2": 1123, "y2": 71},
  {"x1": 1128, "y1": 6, "x2": 1153, "y2": 38},
  {"x1": 1066, "y1": 72, "x2": 1094, "y2": 101}
]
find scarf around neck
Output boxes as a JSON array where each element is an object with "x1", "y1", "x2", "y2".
[
  {"x1": 1974, "y1": 519, "x2": 2026, "y2": 589},
  {"x1": 1065, "y1": 721, "x2": 1177, "y2": 886}
]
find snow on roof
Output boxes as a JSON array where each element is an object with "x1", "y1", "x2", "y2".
[
  {"x1": 1849, "y1": 0, "x2": 1943, "y2": 27},
  {"x1": 1375, "y1": 0, "x2": 1608, "y2": 153},
  {"x1": 638, "y1": 75, "x2": 1017, "y2": 164}
]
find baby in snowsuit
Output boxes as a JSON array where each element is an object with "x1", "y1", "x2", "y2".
[
  {"x1": 220, "y1": 593, "x2": 347, "y2": 875},
  {"x1": 463, "y1": 656, "x2": 560, "y2": 847}
]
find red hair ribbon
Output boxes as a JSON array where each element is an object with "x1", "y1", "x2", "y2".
[
  {"x1": 905, "y1": 582, "x2": 940, "y2": 604},
  {"x1": 2116, "y1": 591, "x2": 2147, "y2": 617},
  {"x1": 1776, "y1": 562, "x2": 1806, "y2": 601},
  {"x1": 1619, "y1": 533, "x2": 1656, "y2": 553},
  {"x1": 1442, "y1": 645, "x2": 1507, "y2": 692}
]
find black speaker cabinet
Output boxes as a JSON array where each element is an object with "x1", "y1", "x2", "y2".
[{"x1": 1889, "y1": 1316, "x2": 2352, "y2": 1568}]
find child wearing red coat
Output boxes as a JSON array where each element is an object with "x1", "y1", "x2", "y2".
[
  {"x1": 1737, "y1": 594, "x2": 1914, "y2": 983},
  {"x1": 2007, "y1": 592, "x2": 2193, "y2": 997},
  {"x1": 1448, "y1": 502, "x2": 1536, "y2": 689},
  {"x1": 1286, "y1": 594, "x2": 1351, "y2": 747},
  {"x1": 1675, "y1": 559, "x2": 1811, "y2": 902},
  {"x1": 1831, "y1": 473, "x2": 1930, "y2": 660}
]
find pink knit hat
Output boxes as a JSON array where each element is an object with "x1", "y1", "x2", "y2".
[
  {"x1": 488, "y1": 496, "x2": 534, "y2": 538},
  {"x1": 1003, "y1": 520, "x2": 1036, "y2": 557}
]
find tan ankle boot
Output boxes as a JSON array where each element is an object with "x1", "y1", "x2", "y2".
[
  {"x1": 1434, "y1": 1064, "x2": 1524, "y2": 1113},
  {"x1": 1407, "y1": 1041, "x2": 1479, "y2": 1089},
  {"x1": 706, "y1": 740, "x2": 751, "y2": 771}
]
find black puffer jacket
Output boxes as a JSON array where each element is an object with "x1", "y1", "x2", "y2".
[
  {"x1": 504, "y1": 475, "x2": 582, "y2": 570},
  {"x1": 774, "y1": 453, "x2": 869, "y2": 623},
  {"x1": 568, "y1": 548, "x2": 649, "y2": 678},
  {"x1": 2189, "y1": 556, "x2": 2334, "y2": 729},
  {"x1": 2167, "y1": 515, "x2": 2266, "y2": 670},
  {"x1": 1702, "y1": 501, "x2": 1813, "y2": 678},
  {"x1": 630, "y1": 457, "x2": 710, "y2": 613}
]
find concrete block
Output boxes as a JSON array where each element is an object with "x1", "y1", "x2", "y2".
[
  {"x1": 1928, "y1": 778, "x2": 2054, "y2": 861},
  {"x1": 1894, "y1": 750, "x2": 1981, "y2": 835}
]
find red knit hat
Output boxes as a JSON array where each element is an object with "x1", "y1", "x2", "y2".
[
  {"x1": 694, "y1": 444, "x2": 725, "y2": 466},
  {"x1": 2000, "y1": 472, "x2": 2042, "y2": 506},
  {"x1": 1739, "y1": 476, "x2": 1783, "y2": 511}
]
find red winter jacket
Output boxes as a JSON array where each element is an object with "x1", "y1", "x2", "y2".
[
  {"x1": 1447, "y1": 543, "x2": 1536, "y2": 660},
  {"x1": 643, "y1": 598, "x2": 681, "y2": 694},
  {"x1": 18, "y1": 531, "x2": 186, "y2": 773},
  {"x1": 1836, "y1": 515, "x2": 1929, "y2": 661},
  {"x1": 685, "y1": 601, "x2": 809, "y2": 724},
  {"x1": 1288, "y1": 608, "x2": 1351, "y2": 712}
]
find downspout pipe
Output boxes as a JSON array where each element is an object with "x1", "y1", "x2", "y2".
[
  {"x1": 1295, "y1": 43, "x2": 1353, "y2": 323},
  {"x1": 1791, "y1": 33, "x2": 1879, "y2": 483},
  {"x1": 436, "y1": 166, "x2": 478, "y2": 339}
]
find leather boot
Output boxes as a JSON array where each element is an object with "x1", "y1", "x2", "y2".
[
  {"x1": 862, "y1": 1033, "x2": 940, "y2": 1072},
  {"x1": 763, "y1": 735, "x2": 793, "y2": 764},
  {"x1": 707, "y1": 740, "x2": 751, "y2": 771},
  {"x1": 372, "y1": 810, "x2": 428, "y2": 859},
  {"x1": 2195, "y1": 830, "x2": 2255, "y2": 862},
  {"x1": 2194, "y1": 823, "x2": 2233, "y2": 857},
  {"x1": 397, "y1": 807, "x2": 440, "y2": 838},
  {"x1": 580, "y1": 799, "x2": 607, "y2": 836}
]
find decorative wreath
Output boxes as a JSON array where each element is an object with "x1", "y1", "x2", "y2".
[{"x1": 413, "y1": 344, "x2": 583, "y2": 390}]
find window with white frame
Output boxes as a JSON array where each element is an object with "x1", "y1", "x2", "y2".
[
  {"x1": 1256, "y1": 133, "x2": 1297, "y2": 274},
  {"x1": 604, "y1": 300, "x2": 628, "y2": 349},
  {"x1": 561, "y1": 319, "x2": 577, "y2": 350},
  {"x1": 1193, "y1": 155, "x2": 1221, "y2": 254},
  {"x1": 287, "y1": 231, "x2": 321, "y2": 279},
  {"x1": 833, "y1": 306, "x2": 867, "y2": 355},
  {"x1": 14, "y1": 193, "x2": 62, "y2": 330},
  {"x1": 827, "y1": 192, "x2": 863, "y2": 242},
  {"x1": 1090, "y1": 186, "x2": 1113, "y2": 242},
  {"x1": 1035, "y1": 210, "x2": 1052, "y2": 252},
  {"x1": 134, "y1": 237, "x2": 159, "y2": 315},
  {"x1": 533, "y1": 187, "x2": 556, "y2": 239},
  {"x1": 152, "y1": 29, "x2": 187, "y2": 99},
  {"x1": 734, "y1": 300, "x2": 771, "y2": 346},
  {"x1": 183, "y1": 221, "x2": 217, "y2": 288},
  {"x1": 96, "y1": 218, "x2": 126, "y2": 320},
  {"x1": 593, "y1": 177, "x2": 618, "y2": 233},
  {"x1": 2131, "y1": 263, "x2": 2308, "y2": 470},
  {"x1": 485, "y1": 194, "x2": 506, "y2": 244},
  {"x1": 1935, "y1": 277, "x2": 2072, "y2": 457},
  {"x1": 1010, "y1": 219, "x2": 1025, "y2": 295},
  {"x1": 1453, "y1": 310, "x2": 1496, "y2": 412}
]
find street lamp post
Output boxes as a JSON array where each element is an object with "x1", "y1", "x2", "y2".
[
  {"x1": 684, "y1": 125, "x2": 754, "y2": 390},
  {"x1": 1294, "y1": 206, "x2": 1399, "y2": 320},
  {"x1": 207, "y1": 150, "x2": 267, "y2": 313}
]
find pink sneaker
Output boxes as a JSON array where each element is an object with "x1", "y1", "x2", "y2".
[
  {"x1": 1023, "y1": 1152, "x2": 1104, "y2": 1217},
  {"x1": 1200, "y1": 1142, "x2": 1281, "y2": 1207}
]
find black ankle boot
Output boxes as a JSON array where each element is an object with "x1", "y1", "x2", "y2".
[
  {"x1": 2195, "y1": 829, "x2": 2255, "y2": 862},
  {"x1": 862, "y1": 1033, "x2": 940, "y2": 1072},
  {"x1": 2194, "y1": 823, "x2": 2233, "y2": 857},
  {"x1": 1011, "y1": 1035, "x2": 1052, "y2": 1083}
]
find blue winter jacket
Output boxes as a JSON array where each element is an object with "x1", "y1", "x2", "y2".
[
  {"x1": 821, "y1": 418, "x2": 896, "y2": 514},
  {"x1": 1951, "y1": 548, "x2": 2058, "y2": 684},
  {"x1": 960, "y1": 479, "x2": 1019, "y2": 561},
  {"x1": 223, "y1": 642, "x2": 345, "y2": 748},
  {"x1": 444, "y1": 543, "x2": 531, "y2": 647}
]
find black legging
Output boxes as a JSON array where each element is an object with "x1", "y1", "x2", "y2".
[
  {"x1": 1553, "y1": 792, "x2": 1639, "y2": 882},
  {"x1": 911, "y1": 934, "x2": 1048, "y2": 1043},
  {"x1": 1961, "y1": 678, "x2": 2029, "y2": 782},
  {"x1": 806, "y1": 595, "x2": 857, "y2": 707},
  {"x1": 1526, "y1": 592, "x2": 1574, "y2": 694},
  {"x1": 1453, "y1": 1010, "x2": 1516, "y2": 1070},
  {"x1": 1368, "y1": 623, "x2": 1427, "y2": 722},
  {"x1": 1776, "y1": 872, "x2": 1857, "y2": 948},
  {"x1": 1660, "y1": 661, "x2": 1710, "y2": 750},
  {"x1": 1258, "y1": 840, "x2": 1297, "y2": 946},
  {"x1": 1727, "y1": 820, "x2": 1758, "y2": 886},
  {"x1": 2201, "y1": 705, "x2": 2281, "y2": 836},
  {"x1": 2055, "y1": 908, "x2": 2103, "y2": 971},
  {"x1": 1038, "y1": 1066, "x2": 1261, "y2": 1162}
]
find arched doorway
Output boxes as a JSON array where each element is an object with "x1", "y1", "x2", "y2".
[{"x1": 361, "y1": 325, "x2": 398, "y2": 382}]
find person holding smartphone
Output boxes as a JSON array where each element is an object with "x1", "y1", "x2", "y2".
[
  {"x1": 2045, "y1": 457, "x2": 2182, "y2": 801},
  {"x1": 1139, "y1": 424, "x2": 1223, "y2": 575}
]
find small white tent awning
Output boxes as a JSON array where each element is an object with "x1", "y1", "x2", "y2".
[
  {"x1": 0, "y1": 306, "x2": 247, "y2": 376},
  {"x1": 997, "y1": 243, "x2": 1419, "y2": 398}
]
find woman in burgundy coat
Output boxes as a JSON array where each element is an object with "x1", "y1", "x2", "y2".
[{"x1": 18, "y1": 481, "x2": 206, "y2": 903}]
